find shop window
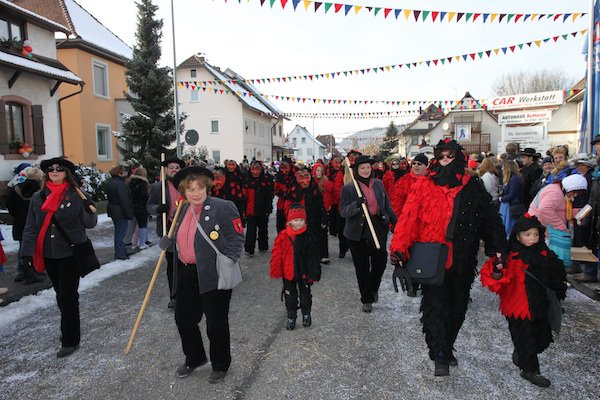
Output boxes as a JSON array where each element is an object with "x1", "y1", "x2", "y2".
[
  {"x1": 96, "y1": 124, "x2": 112, "y2": 159},
  {"x1": 0, "y1": 97, "x2": 44, "y2": 156},
  {"x1": 92, "y1": 59, "x2": 109, "y2": 97}
]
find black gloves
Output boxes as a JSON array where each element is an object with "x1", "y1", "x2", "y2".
[
  {"x1": 21, "y1": 256, "x2": 33, "y2": 268},
  {"x1": 159, "y1": 236, "x2": 174, "y2": 251},
  {"x1": 84, "y1": 199, "x2": 96, "y2": 214},
  {"x1": 156, "y1": 203, "x2": 169, "y2": 214},
  {"x1": 392, "y1": 265, "x2": 413, "y2": 293},
  {"x1": 356, "y1": 197, "x2": 365, "y2": 207},
  {"x1": 390, "y1": 251, "x2": 404, "y2": 266},
  {"x1": 491, "y1": 253, "x2": 505, "y2": 279}
]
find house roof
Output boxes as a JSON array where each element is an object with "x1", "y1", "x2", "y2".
[
  {"x1": 0, "y1": 47, "x2": 82, "y2": 85},
  {"x1": 0, "y1": 0, "x2": 69, "y2": 33},
  {"x1": 178, "y1": 54, "x2": 285, "y2": 118},
  {"x1": 289, "y1": 125, "x2": 326, "y2": 148},
  {"x1": 13, "y1": 0, "x2": 132, "y2": 61}
]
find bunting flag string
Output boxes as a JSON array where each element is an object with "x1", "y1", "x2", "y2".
[
  {"x1": 258, "y1": 111, "x2": 426, "y2": 119},
  {"x1": 178, "y1": 81, "x2": 489, "y2": 107},
  {"x1": 222, "y1": 0, "x2": 586, "y2": 25},
  {"x1": 188, "y1": 29, "x2": 587, "y2": 85}
]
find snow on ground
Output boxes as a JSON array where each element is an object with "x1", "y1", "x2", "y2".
[{"x1": 0, "y1": 245, "x2": 160, "y2": 330}]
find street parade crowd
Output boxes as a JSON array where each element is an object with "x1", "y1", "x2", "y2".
[{"x1": 2, "y1": 136, "x2": 600, "y2": 388}]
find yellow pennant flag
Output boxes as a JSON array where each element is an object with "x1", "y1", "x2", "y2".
[
  {"x1": 326, "y1": 73, "x2": 331, "y2": 79},
  {"x1": 177, "y1": 82, "x2": 183, "y2": 88},
  {"x1": 490, "y1": 13, "x2": 498, "y2": 23},
  {"x1": 404, "y1": 9, "x2": 411, "y2": 20},
  {"x1": 534, "y1": 40, "x2": 542, "y2": 48},
  {"x1": 448, "y1": 12, "x2": 456, "y2": 22},
  {"x1": 454, "y1": 55, "x2": 461, "y2": 61},
  {"x1": 355, "y1": 5, "x2": 362, "y2": 14},
  {"x1": 530, "y1": 13, "x2": 538, "y2": 21},
  {"x1": 304, "y1": 1, "x2": 310, "y2": 11},
  {"x1": 493, "y1": 48, "x2": 500, "y2": 55},
  {"x1": 581, "y1": 29, "x2": 588, "y2": 35},
  {"x1": 572, "y1": 13, "x2": 581, "y2": 22},
  {"x1": 385, "y1": 66, "x2": 390, "y2": 71}
]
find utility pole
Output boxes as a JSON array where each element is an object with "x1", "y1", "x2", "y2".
[{"x1": 171, "y1": 0, "x2": 181, "y2": 157}]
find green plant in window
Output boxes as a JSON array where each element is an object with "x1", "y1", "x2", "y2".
[{"x1": 9, "y1": 138, "x2": 22, "y2": 151}]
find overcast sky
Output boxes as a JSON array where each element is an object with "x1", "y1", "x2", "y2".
[{"x1": 75, "y1": 0, "x2": 591, "y2": 138}]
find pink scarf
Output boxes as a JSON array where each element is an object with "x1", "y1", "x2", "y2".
[{"x1": 34, "y1": 182, "x2": 69, "y2": 272}]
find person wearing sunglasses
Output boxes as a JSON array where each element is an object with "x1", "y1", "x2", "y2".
[
  {"x1": 21, "y1": 157, "x2": 97, "y2": 358},
  {"x1": 391, "y1": 153, "x2": 430, "y2": 229},
  {"x1": 382, "y1": 157, "x2": 408, "y2": 199},
  {"x1": 390, "y1": 139, "x2": 507, "y2": 377}
]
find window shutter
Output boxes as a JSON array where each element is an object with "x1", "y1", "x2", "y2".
[
  {"x1": 0, "y1": 100, "x2": 8, "y2": 154},
  {"x1": 31, "y1": 105, "x2": 45, "y2": 155}
]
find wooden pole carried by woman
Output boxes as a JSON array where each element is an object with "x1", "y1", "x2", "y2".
[
  {"x1": 160, "y1": 153, "x2": 167, "y2": 237},
  {"x1": 343, "y1": 157, "x2": 380, "y2": 250},
  {"x1": 124, "y1": 198, "x2": 185, "y2": 354}
]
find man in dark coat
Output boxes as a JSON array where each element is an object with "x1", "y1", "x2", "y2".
[
  {"x1": 519, "y1": 148, "x2": 543, "y2": 207},
  {"x1": 106, "y1": 165, "x2": 134, "y2": 260},
  {"x1": 242, "y1": 161, "x2": 274, "y2": 255}
]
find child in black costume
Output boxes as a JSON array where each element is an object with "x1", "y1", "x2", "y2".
[
  {"x1": 270, "y1": 204, "x2": 321, "y2": 330},
  {"x1": 481, "y1": 214, "x2": 567, "y2": 387}
]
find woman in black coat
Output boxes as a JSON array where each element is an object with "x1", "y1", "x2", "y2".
[{"x1": 340, "y1": 156, "x2": 397, "y2": 313}]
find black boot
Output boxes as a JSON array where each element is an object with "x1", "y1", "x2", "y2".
[
  {"x1": 512, "y1": 350, "x2": 519, "y2": 367},
  {"x1": 520, "y1": 371, "x2": 551, "y2": 387},
  {"x1": 302, "y1": 314, "x2": 312, "y2": 327},
  {"x1": 286, "y1": 318, "x2": 296, "y2": 330},
  {"x1": 434, "y1": 352, "x2": 449, "y2": 377}
]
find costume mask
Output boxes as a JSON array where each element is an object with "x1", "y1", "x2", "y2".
[
  {"x1": 213, "y1": 173, "x2": 226, "y2": 190},
  {"x1": 250, "y1": 165, "x2": 262, "y2": 177},
  {"x1": 296, "y1": 171, "x2": 311, "y2": 188},
  {"x1": 226, "y1": 161, "x2": 237, "y2": 173}
]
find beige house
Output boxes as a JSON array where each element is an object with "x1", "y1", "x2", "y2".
[{"x1": 177, "y1": 53, "x2": 286, "y2": 164}]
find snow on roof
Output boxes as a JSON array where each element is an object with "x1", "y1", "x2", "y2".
[
  {"x1": 204, "y1": 63, "x2": 275, "y2": 116},
  {"x1": 0, "y1": 51, "x2": 82, "y2": 83},
  {"x1": 64, "y1": 0, "x2": 132, "y2": 60},
  {"x1": 290, "y1": 125, "x2": 326, "y2": 148},
  {"x1": 226, "y1": 68, "x2": 285, "y2": 116},
  {"x1": 0, "y1": 0, "x2": 69, "y2": 32}
]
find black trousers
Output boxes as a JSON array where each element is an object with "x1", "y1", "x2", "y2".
[
  {"x1": 166, "y1": 251, "x2": 175, "y2": 299},
  {"x1": 338, "y1": 216, "x2": 349, "y2": 255},
  {"x1": 175, "y1": 261, "x2": 232, "y2": 371},
  {"x1": 420, "y1": 265, "x2": 475, "y2": 360},
  {"x1": 347, "y1": 238, "x2": 387, "y2": 304},
  {"x1": 283, "y1": 278, "x2": 312, "y2": 318},
  {"x1": 318, "y1": 221, "x2": 329, "y2": 259},
  {"x1": 276, "y1": 209, "x2": 286, "y2": 233},
  {"x1": 507, "y1": 317, "x2": 552, "y2": 373},
  {"x1": 245, "y1": 215, "x2": 269, "y2": 254},
  {"x1": 329, "y1": 206, "x2": 339, "y2": 236},
  {"x1": 46, "y1": 257, "x2": 80, "y2": 347}
]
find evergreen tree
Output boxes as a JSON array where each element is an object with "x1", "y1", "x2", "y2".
[
  {"x1": 378, "y1": 121, "x2": 399, "y2": 159},
  {"x1": 117, "y1": 0, "x2": 176, "y2": 172}
]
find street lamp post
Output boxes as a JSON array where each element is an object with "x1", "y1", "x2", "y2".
[{"x1": 171, "y1": 0, "x2": 182, "y2": 158}]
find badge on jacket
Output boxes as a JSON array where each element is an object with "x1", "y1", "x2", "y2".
[
  {"x1": 232, "y1": 218, "x2": 243, "y2": 234},
  {"x1": 210, "y1": 231, "x2": 219, "y2": 240}
]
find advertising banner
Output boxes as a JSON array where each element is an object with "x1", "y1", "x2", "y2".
[
  {"x1": 487, "y1": 90, "x2": 564, "y2": 110},
  {"x1": 497, "y1": 109, "x2": 553, "y2": 124}
]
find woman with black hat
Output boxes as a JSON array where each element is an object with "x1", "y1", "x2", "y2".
[
  {"x1": 158, "y1": 166, "x2": 244, "y2": 384},
  {"x1": 519, "y1": 148, "x2": 543, "y2": 208},
  {"x1": 21, "y1": 157, "x2": 97, "y2": 358},
  {"x1": 340, "y1": 155, "x2": 397, "y2": 313},
  {"x1": 390, "y1": 139, "x2": 507, "y2": 377}
]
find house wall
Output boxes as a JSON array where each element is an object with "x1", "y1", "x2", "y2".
[
  {"x1": 242, "y1": 109, "x2": 273, "y2": 162},
  {"x1": 57, "y1": 47, "x2": 127, "y2": 171},
  {"x1": 287, "y1": 125, "x2": 325, "y2": 163},
  {"x1": 27, "y1": 23, "x2": 56, "y2": 59},
  {"x1": 178, "y1": 67, "x2": 244, "y2": 163},
  {"x1": 429, "y1": 111, "x2": 501, "y2": 154},
  {"x1": 547, "y1": 103, "x2": 579, "y2": 155}
]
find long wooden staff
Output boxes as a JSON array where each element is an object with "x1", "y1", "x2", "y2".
[
  {"x1": 74, "y1": 187, "x2": 97, "y2": 213},
  {"x1": 160, "y1": 153, "x2": 167, "y2": 237},
  {"x1": 343, "y1": 157, "x2": 381, "y2": 250},
  {"x1": 124, "y1": 199, "x2": 186, "y2": 354}
]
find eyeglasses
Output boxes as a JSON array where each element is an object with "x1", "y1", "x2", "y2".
[
  {"x1": 437, "y1": 153, "x2": 456, "y2": 160},
  {"x1": 411, "y1": 162, "x2": 424, "y2": 166},
  {"x1": 46, "y1": 166, "x2": 66, "y2": 173},
  {"x1": 391, "y1": 162, "x2": 399, "y2": 166}
]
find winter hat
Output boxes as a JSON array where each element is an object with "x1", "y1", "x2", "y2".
[
  {"x1": 13, "y1": 163, "x2": 31, "y2": 175},
  {"x1": 561, "y1": 174, "x2": 588, "y2": 193},
  {"x1": 467, "y1": 159, "x2": 479, "y2": 170},
  {"x1": 542, "y1": 156, "x2": 553, "y2": 165},
  {"x1": 26, "y1": 167, "x2": 44, "y2": 182},
  {"x1": 412, "y1": 153, "x2": 429, "y2": 165},
  {"x1": 573, "y1": 155, "x2": 596, "y2": 168},
  {"x1": 287, "y1": 204, "x2": 306, "y2": 222},
  {"x1": 161, "y1": 157, "x2": 186, "y2": 169},
  {"x1": 510, "y1": 213, "x2": 546, "y2": 240}
]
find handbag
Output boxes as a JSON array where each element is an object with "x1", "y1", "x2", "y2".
[
  {"x1": 51, "y1": 216, "x2": 100, "y2": 278},
  {"x1": 523, "y1": 269, "x2": 563, "y2": 337},
  {"x1": 192, "y1": 209, "x2": 242, "y2": 290},
  {"x1": 509, "y1": 203, "x2": 526, "y2": 218},
  {"x1": 405, "y1": 242, "x2": 448, "y2": 286}
]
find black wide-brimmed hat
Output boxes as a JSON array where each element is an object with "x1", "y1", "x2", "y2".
[
  {"x1": 353, "y1": 155, "x2": 376, "y2": 167},
  {"x1": 521, "y1": 148, "x2": 539, "y2": 157},
  {"x1": 347, "y1": 149, "x2": 363, "y2": 156},
  {"x1": 435, "y1": 139, "x2": 464, "y2": 153},
  {"x1": 40, "y1": 157, "x2": 76, "y2": 174},
  {"x1": 592, "y1": 134, "x2": 600, "y2": 145},
  {"x1": 173, "y1": 166, "x2": 215, "y2": 189},
  {"x1": 161, "y1": 157, "x2": 185, "y2": 169}
]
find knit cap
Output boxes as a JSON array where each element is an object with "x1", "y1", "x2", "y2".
[
  {"x1": 561, "y1": 174, "x2": 588, "y2": 192},
  {"x1": 287, "y1": 204, "x2": 306, "y2": 222}
]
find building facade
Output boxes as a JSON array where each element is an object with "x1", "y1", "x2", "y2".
[{"x1": 287, "y1": 124, "x2": 326, "y2": 163}]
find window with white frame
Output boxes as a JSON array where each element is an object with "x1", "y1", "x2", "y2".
[
  {"x1": 191, "y1": 90, "x2": 198, "y2": 102},
  {"x1": 191, "y1": 69, "x2": 197, "y2": 78},
  {"x1": 301, "y1": 137, "x2": 306, "y2": 144},
  {"x1": 210, "y1": 119, "x2": 219, "y2": 134},
  {"x1": 96, "y1": 124, "x2": 112, "y2": 159},
  {"x1": 253, "y1": 121, "x2": 257, "y2": 136},
  {"x1": 297, "y1": 148, "x2": 303, "y2": 156},
  {"x1": 212, "y1": 150, "x2": 220, "y2": 163},
  {"x1": 292, "y1": 138, "x2": 297, "y2": 147},
  {"x1": 92, "y1": 60, "x2": 109, "y2": 97},
  {"x1": 244, "y1": 118, "x2": 250, "y2": 134}
]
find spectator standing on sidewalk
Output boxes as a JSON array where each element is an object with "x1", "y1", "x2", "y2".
[
  {"x1": 106, "y1": 165, "x2": 134, "y2": 260},
  {"x1": 129, "y1": 167, "x2": 151, "y2": 250},
  {"x1": 21, "y1": 157, "x2": 97, "y2": 358}
]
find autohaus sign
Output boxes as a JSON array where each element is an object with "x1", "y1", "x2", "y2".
[{"x1": 487, "y1": 90, "x2": 564, "y2": 111}]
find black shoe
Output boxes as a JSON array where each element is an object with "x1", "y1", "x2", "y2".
[
  {"x1": 339, "y1": 251, "x2": 346, "y2": 259},
  {"x1": 24, "y1": 274, "x2": 45, "y2": 285},
  {"x1": 168, "y1": 299, "x2": 176, "y2": 309},
  {"x1": 320, "y1": 257, "x2": 330, "y2": 264},
  {"x1": 14, "y1": 273, "x2": 25, "y2": 282},
  {"x1": 57, "y1": 345, "x2": 79, "y2": 358},
  {"x1": 372, "y1": 292, "x2": 379, "y2": 303},
  {"x1": 176, "y1": 359, "x2": 207, "y2": 378},
  {"x1": 520, "y1": 371, "x2": 551, "y2": 387},
  {"x1": 448, "y1": 353, "x2": 458, "y2": 367},
  {"x1": 512, "y1": 350, "x2": 519, "y2": 367},
  {"x1": 362, "y1": 303, "x2": 372, "y2": 313},
  {"x1": 302, "y1": 314, "x2": 312, "y2": 327},
  {"x1": 434, "y1": 358, "x2": 450, "y2": 376},
  {"x1": 245, "y1": 251, "x2": 254, "y2": 257},
  {"x1": 116, "y1": 255, "x2": 130, "y2": 260},
  {"x1": 286, "y1": 318, "x2": 296, "y2": 330},
  {"x1": 406, "y1": 290, "x2": 417, "y2": 298},
  {"x1": 208, "y1": 370, "x2": 227, "y2": 384}
]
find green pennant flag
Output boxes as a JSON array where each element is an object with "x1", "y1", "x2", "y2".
[
  {"x1": 440, "y1": 59, "x2": 446, "y2": 64},
  {"x1": 562, "y1": 34, "x2": 568, "y2": 40},
  {"x1": 422, "y1": 10, "x2": 430, "y2": 21},
  {"x1": 324, "y1": 2, "x2": 332, "y2": 13},
  {"x1": 270, "y1": 0, "x2": 276, "y2": 7},
  {"x1": 465, "y1": 13, "x2": 473, "y2": 22},
  {"x1": 507, "y1": 14, "x2": 515, "y2": 23},
  {"x1": 478, "y1": 51, "x2": 483, "y2": 58},
  {"x1": 518, "y1": 44, "x2": 524, "y2": 49},
  {"x1": 374, "y1": 7, "x2": 380, "y2": 16}
]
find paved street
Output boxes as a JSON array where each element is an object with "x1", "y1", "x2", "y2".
[{"x1": 0, "y1": 216, "x2": 599, "y2": 400}]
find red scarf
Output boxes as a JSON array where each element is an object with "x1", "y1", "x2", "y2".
[
  {"x1": 285, "y1": 224, "x2": 307, "y2": 239},
  {"x1": 34, "y1": 182, "x2": 69, "y2": 272}
]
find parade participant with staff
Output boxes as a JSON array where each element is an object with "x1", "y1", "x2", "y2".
[
  {"x1": 21, "y1": 157, "x2": 97, "y2": 358},
  {"x1": 158, "y1": 166, "x2": 244, "y2": 383}
]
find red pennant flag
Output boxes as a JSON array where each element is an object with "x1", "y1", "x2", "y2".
[
  {"x1": 282, "y1": 77, "x2": 286, "y2": 82},
  {"x1": 334, "y1": 3, "x2": 343, "y2": 13},
  {"x1": 433, "y1": 59, "x2": 438, "y2": 65},
  {"x1": 509, "y1": 46, "x2": 516, "y2": 52},
  {"x1": 553, "y1": 14, "x2": 562, "y2": 21},
  {"x1": 515, "y1": 14, "x2": 523, "y2": 22},
  {"x1": 431, "y1": 11, "x2": 439, "y2": 22},
  {"x1": 553, "y1": 36, "x2": 559, "y2": 42},
  {"x1": 469, "y1": 53, "x2": 476, "y2": 60},
  {"x1": 219, "y1": 89, "x2": 224, "y2": 94},
  {"x1": 281, "y1": 0, "x2": 288, "y2": 9},
  {"x1": 384, "y1": 8, "x2": 392, "y2": 18}
]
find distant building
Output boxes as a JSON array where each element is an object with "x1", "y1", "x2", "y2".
[
  {"x1": 287, "y1": 125, "x2": 326, "y2": 163},
  {"x1": 316, "y1": 134, "x2": 335, "y2": 156},
  {"x1": 398, "y1": 105, "x2": 444, "y2": 157},
  {"x1": 177, "y1": 53, "x2": 286, "y2": 164}
]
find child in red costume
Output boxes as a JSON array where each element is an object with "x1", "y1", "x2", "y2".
[
  {"x1": 480, "y1": 214, "x2": 567, "y2": 388},
  {"x1": 270, "y1": 204, "x2": 321, "y2": 330}
]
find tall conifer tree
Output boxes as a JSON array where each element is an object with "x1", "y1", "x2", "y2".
[{"x1": 378, "y1": 121, "x2": 399, "y2": 159}]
